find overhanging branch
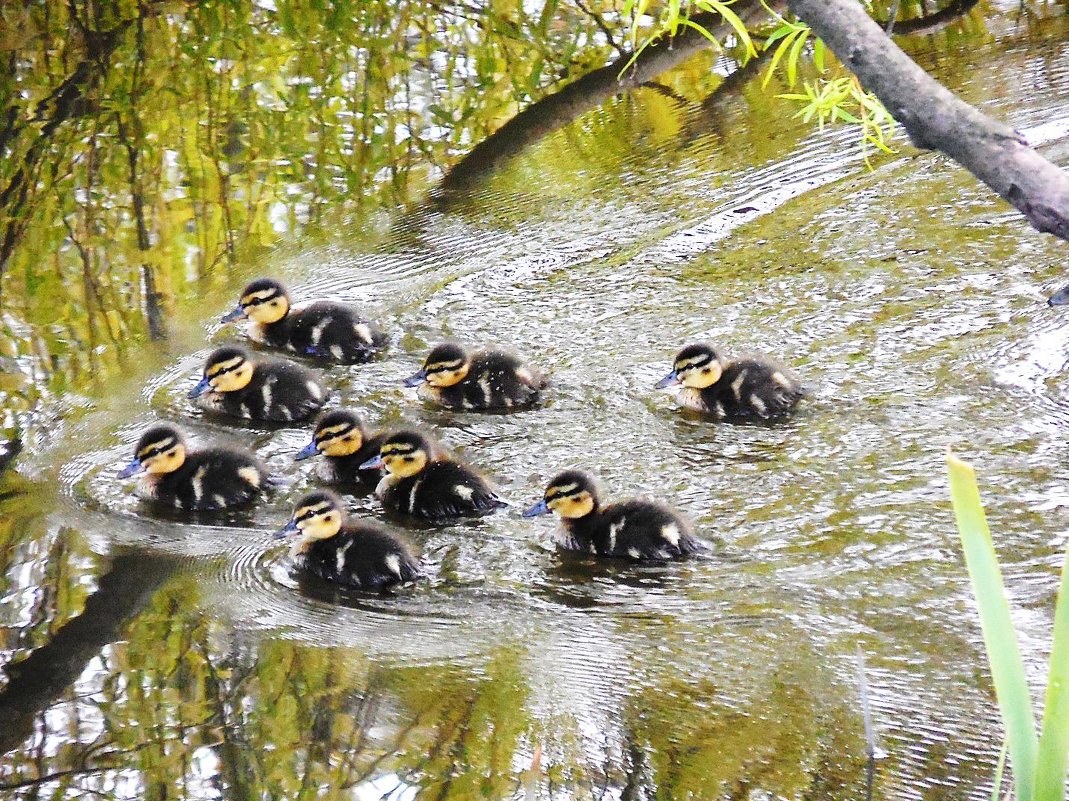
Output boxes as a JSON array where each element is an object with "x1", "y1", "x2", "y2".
[{"x1": 788, "y1": 0, "x2": 1069, "y2": 247}]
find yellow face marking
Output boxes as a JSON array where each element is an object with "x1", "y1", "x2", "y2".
[
  {"x1": 545, "y1": 482, "x2": 579, "y2": 501},
  {"x1": 240, "y1": 288, "x2": 289, "y2": 324},
  {"x1": 548, "y1": 490, "x2": 595, "y2": 519},
  {"x1": 142, "y1": 443, "x2": 187, "y2": 475},
  {"x1": 137, "y1": 437, "x2": 177, "y2": 460},
  {"x1": 678, "y1": 359, "x2": 723, "y2": 389},
  {"x1": 424, "y1": 358, "x2": 469, "y2": 388},
  {"x1": 294, "y1": 503, "x2": 342, "y2": 541},
  {"x1": 380, "y1": 444, "x2": 427, "y2": 478},
  {"x1": 318, "y1": 427, "x2": 364, "y2": 457},
  {"x1": 207, "y1": 358, "x2": 254, "y2": 392},
  {"x1": 207, "y1": 356, "x2": 244, "y2": 378},
  {"x1": 237, "y1": 466, "x2": 261, "y2": 487}
]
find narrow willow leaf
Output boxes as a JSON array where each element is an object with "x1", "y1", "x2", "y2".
[
  {"x1": 762, "y1": 28, "x2": 800, "y2": 89},
  {"x1": 785, "y1": 27, "x2": 809, "y2": 87},
  {"x1": 706, "y1": 1, "x2": 758, "y2": 57},
  {"x1": 1035, "y1": 544, "x2": 1069, "y2": 801},
  {"x1": 947, "y1": 453, "x2": 1037, "y2": 801}
]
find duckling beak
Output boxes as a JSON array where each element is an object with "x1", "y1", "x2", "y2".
[
  {"x1": 358, "y1": 454, "x2": 384, "y2": 470},
  {"x1": 294, "y1": 440, "x2": 320, "y2": 461},
  {"x1": 221, "y1": 305, "x2": 246, "y2": 323},
  {"x1": 275, "y1": 518, "x2": 299, "y2": 539},
  {"x1": 1049, "y1": 284, "x2": 1069, "y2": 306},
  {"x1": 188, "y1": 376, "x2": 212, "y2": 399},
  {"x1": 402, "y1": 369, "x2": 427, "y2": 387},
  {"x1": 655, "y1": 370, "x2": 680, "y2": 389},
  {"x1": 117, "y1": 458, "x2": 145, "y2": 479},
  {"x1": 521, "y1": 498, "x2": 551, "y2": 518}
]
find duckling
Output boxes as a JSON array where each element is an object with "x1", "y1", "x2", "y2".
[
  {"x1": 221, "y1": 277, "x2": 387, "y2": 363},
  {"x1": 522, "y1": 470, "x2": 706, "y2": 560},
  {"x1": 117, "y1": 423, "x2": 267, "y2": 510},
  {"x1": 656, "y1": 343, "x2": 804, "y2": 420},
  {"x1": 359, "y1": 429, "x2": 506, "y2": 521},
  {"x1": 189, "y1": 345, "x2": 329, "y2": 423},
  {"x1": 403, "y1": 342, "x2": 546, "y2": 410},
  {"x1": 294, "y1": 409, "x2": 385, "y2": 490},
  {"x1": 277, "y1": 490, "x2": 421, "y2": 590}
]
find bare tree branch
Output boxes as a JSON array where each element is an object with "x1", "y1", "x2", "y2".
[{"x1": 789, "y1": 0, "x2": 1069, "y2": 251}]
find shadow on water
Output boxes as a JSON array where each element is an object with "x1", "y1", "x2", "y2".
[{"x1": 2, "y1": 2, "x2": 1069, "y2": 799}]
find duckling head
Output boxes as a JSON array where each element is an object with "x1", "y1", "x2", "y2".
[
  {"x1": 523, "y1": 469, "x2": 600, "y2": 519},
  {"x1": 189, "y1": 345, "x2": 255, "y2": 398},
  {"x1": 118, "y1": 423, "x2": 187, "y2": 478},
  {"x1": 656, "y1": 343, "x2": 724, "y2": 390},
  {"x1": 277, "y1": 490, "x2": 345, "y2": 551},
  {"x1": 221, "y1": 278, "x2": 291, "y2": 324},
  {"x1": 359, "y1": 429, "x2": 432, "y2": 478},
  {"x1": 403, "y1": 342, "x2": 470, "y2": 388},
  {"x1": 296, "y1": 409, "x2": 368, "y2": 460}
]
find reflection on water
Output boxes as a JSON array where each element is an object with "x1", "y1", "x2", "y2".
[{"x1": 3, "y1": 2, "x2": 1069, "y2": 799}]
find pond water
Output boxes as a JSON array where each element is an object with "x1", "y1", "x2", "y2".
[{"x1": 3, "y1": 4, "x2": 1069, "y2": 799}]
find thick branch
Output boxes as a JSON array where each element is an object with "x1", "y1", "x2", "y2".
[
  {"x1": 877, "y1": 0, "x2": 979, "y2": 36},
  {"x1": 789, "y1": 0, "x2": 1069, "y2": 243},
  {"x1": 440, "y1": 0, "x2": 778, "y2": 191}
]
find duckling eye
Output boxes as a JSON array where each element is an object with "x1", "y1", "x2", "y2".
[{"x1": 702, "y1": 367, "x2": 711, "y2": 374}]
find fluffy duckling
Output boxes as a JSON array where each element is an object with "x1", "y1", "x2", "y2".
[
  {"x1": 189, "y1": 345, "x2": 329, "y2": 422},
  {"x1": 221, "y1": 277, "x2": 387, "y2": 363},
  {"x1": 523, "y1": 470, "x2": 706, "y2": 560},
  {"x1": 656, "y1": 343, "x2": 804, "y2": 420},
  {"x1": 277, "y1": 490, "x2": 421, "y2": 590},
  {"x1": 118, "y1": 423, "x2": 267, "y2": 510},
  {"x1": 359, "y1": 429, "x2": 506, "y2": 521},
  {"x1": 403, "y1": 342, "x2": 546, "y2": 410},
  {"x1": 294, "y1": 409, "x2": 385, "y2": 489}
]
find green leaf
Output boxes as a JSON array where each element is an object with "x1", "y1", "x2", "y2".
[
  {"x1": 785, "y1": 27, "x2": 809, "y2": 87},
  {"x1": 1035, "y1": 543, "x2": 1069, "y2": 801},
  {"x1": 703, "y1": 1, "x2": 757, "y2": 58},
  {"x1": 761, "y1": 28, "x2": 800, "y2": 89},
  {"x1": 947, "y1": 452, "x2": 1037, "y2": 801}
]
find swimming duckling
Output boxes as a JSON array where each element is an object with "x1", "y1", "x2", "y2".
[
  {"x1": 656, "y1": 343, "x2": 804, "y2": 420},
  {"x1": 277, "y1": 490, "x2": 421, "y2": 590},
  {"x1": 189, "y1": 345, "x2": 329, "y2": 423},
  {"x1": 117, "y1": 423, "x2": 267, "y2": 510},
  {"x1": 221, "y1": 277, "x2": 387, "y2": 363},
  {"x1": 403, "y1": 342, "x2": 546, "y2": 410},
  {"x1": 359, "y1": 429, "x2": 506, "y2": 521},
  {"x1": 523, "y1": 470, "x2": 706, "y2": 560},
  {"x1": 294, "y1": 409, "x2": 385, "y2": 489}
]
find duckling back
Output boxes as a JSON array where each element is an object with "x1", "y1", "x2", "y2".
[
  {"x1": 424, "y1": 350, "x2": 545, "y2": 410},
  {"x1": 145, "y1": 447, "x2": 266, "y2": 510},
  {"x1": 295, "y1": 521, "x2": 420, "y2": 590},
  {"x1": 381, "y1": 460, "x2": 505, "y2": 520},
  {"x1": 691, "y1": 357, "x2": 804, "y2": 420},
  {"x1": 564, "y1": 500, "x2": 706, "y2": 560},
  {"x1": 206, "y1": 358, "x2": 329, "y2": 422},
  {"x1": 272, "y1": 302, "x2": 387, "y2": 363}
]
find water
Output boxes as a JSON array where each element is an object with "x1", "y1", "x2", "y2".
[{"x1": 3, "y1": 5, "x2": 1069, "y2": 799}]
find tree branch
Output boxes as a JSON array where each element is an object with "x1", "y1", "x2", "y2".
[
  {"x1": 876, "y1": 0, "x2": 980, "y2": 36},
  {"x1": 788, "y1": 0, "x2": 1069, "y2": 251},
  {"x1": 440, "y1": 0, "x2": 780, "y2": 192}
]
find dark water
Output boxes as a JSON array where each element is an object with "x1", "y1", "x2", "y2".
[{"x1": 3, "y1": 4, "x2": 1069, "y2": 799}]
